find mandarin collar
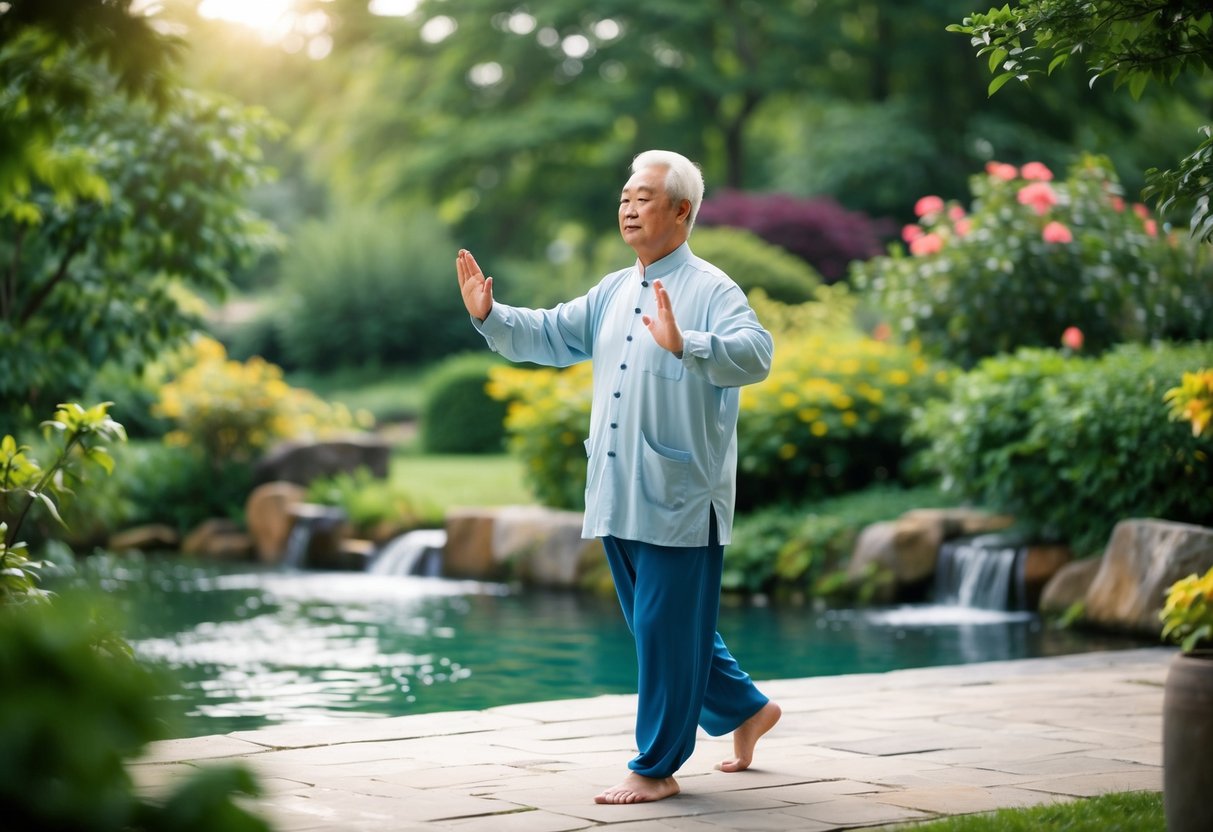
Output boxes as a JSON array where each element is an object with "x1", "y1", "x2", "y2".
[{"x1": 636, "y1": 242, "x2": 692, "y2": 281}]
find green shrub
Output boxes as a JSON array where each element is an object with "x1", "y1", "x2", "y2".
[
  {"x1": 689, "y1": 226, "x2": 822, "y2": 303},
  {"x1": 914, "y1": 342, "x2": 1213, "y2": 556},
  {"x1": 853, "y1": 154, "x2": 1213, "y2": 367},
  {"x1": 276, "y1": 205, "x2": 480, "y2": 371},
  {"x1": 421, "y1": 353, "x2": 510, "y2": 454},
  {"x1": 0, "y1": 597, "x2": 271, "y2": 831},
  {"x1": 724, "y1": 485, "x2": 951, "y2": 595},
  {"x1": 113, "y1": 442, "x2": 254, "y2": 534},
  {"x1": 306, "y1": 467, "x2": 430, "y2": 540}
]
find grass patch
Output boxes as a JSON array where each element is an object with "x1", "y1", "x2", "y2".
[
  {"x1": 390, "y1": 450, "x2": 534, "y2": 517},
  {"x1": 893, "y1": 791, "x2": 1162, "y2": 832}
]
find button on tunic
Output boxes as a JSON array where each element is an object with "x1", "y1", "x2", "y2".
[{"x1": 473, "y1": 242, "x2": 773, "y2": 547}]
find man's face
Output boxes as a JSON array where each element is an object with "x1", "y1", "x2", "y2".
[{"x1": 618, "y1": 165, "x2": 688, "y2": 264}]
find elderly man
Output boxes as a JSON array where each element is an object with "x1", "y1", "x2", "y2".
[{"x1": 456, "y1": 149, "x2": 781, "y2": 804}]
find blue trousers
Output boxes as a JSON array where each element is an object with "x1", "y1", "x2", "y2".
[{"x1": 602, "y1": 517, "x2": 769, "y2": 779}]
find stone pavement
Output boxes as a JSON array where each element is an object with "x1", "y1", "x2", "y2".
[{"x1": 134, "y1": 647, "x2": 1172, "y2": 831}]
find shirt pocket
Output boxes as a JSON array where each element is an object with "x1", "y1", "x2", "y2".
[
  {"x1": 639, "y1": 432, "x2": 691, "y2": 510},
  {"x1": 638, "y1": 339, "x2": 684, "y2": 381}
]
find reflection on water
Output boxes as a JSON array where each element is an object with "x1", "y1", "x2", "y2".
[{"x1": 70, "y1": 556, "x2": 1152, "y2": 738}]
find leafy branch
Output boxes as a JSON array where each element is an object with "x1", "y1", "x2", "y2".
[{"x1": 0, "y1": 402, "x2": 126, "y2": 603}]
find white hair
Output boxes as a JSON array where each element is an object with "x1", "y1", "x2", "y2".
[{"x1": 631, "y1": 149, "x2": 704, "y2": 232}]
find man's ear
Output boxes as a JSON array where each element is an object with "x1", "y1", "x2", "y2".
[{"x1": 676, "y1": 199, "x2": 692, "y2": 225}]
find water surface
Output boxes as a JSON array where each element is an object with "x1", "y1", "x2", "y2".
[{"x1": 75, "y1": 557, "x2": 1151, "y2": 738}]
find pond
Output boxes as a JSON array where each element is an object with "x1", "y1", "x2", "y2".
[{"x1": 72, "y1": 556, "x2": 1152, "y2": 739}]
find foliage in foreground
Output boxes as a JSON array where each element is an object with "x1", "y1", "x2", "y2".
[
  {"x1": 0, "y1": 596, "x2": 272, "y2": 832},
  {"x1": 894, "y1": 789, "x2": 1161, "y2": 832},
  {"x1": 0, "y1": 402, "x2": 125, "y2": 603},
  {"x1": 914, "y1": 341, "x2": 1213, "y2": 556}
]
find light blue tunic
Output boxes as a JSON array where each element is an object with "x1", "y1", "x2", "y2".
[{"x1": 473, "y1": 242, "x2": 774, "y2": 547}]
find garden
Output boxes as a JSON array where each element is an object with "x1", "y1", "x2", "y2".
[{"x1": 3, "y1": 1, "x2": 1213, "y2": 830}]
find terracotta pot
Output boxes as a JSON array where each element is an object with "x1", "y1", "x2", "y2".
[{"x1": 1163, "y1": 649, "x2": 1213, "y2": 832}]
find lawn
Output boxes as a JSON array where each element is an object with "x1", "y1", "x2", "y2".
[
  {"x1": 894, "y1": 791, "x2": 1162, "y2": 832},
  {"x1": 390, "y1": 449, "x2": 535, "y2": 515}
]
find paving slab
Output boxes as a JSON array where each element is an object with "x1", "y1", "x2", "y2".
[{"x1": 136, "y1": 647, "x2": 1172, "y2": 831}]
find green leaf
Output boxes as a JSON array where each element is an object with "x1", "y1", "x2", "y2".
[
  {"x1": 988, "y1": 71, "x2": 1018, "y2": 96},
  {"x1": 988, "y1": 47, "x2": 1008, "y2": 74}
]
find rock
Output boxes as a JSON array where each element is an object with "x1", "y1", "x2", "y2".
[
  {"x1": 444, "y1": 509, "x2": 499, "y2": 579},
  {"x1": 182, "y1": 519, "x2": 254, "y2": 561},
  {"x1": 1085, "y1": 519, "x2": 1213, "y2": 636},
  {"x1": 1040, "y1": 557, "x2": 1102, "y2": 615},
  {"x1": 108, "y1": 524, "x2": 179, "y2": 553},
  {"x1": 845, "y1": 521, "x2": 900, "y2": 604},
  {"x1": 1022, "y1": 544, "x2": 1072, "y2": 609},
  {"x1": 443, "y1": 506, "x2": 604, "y2": 587},
  {"x1": 245, "y1": 481, "x2": 307, "y2": 564},
  {"x1": 899, "y1": 507, "x2": 1015, "y2": 539},
  {"x1": 847, "y1": 508, "x2": 1016, "y2": 600},
  {"x1": 252, "y1": 435, "x2": 391, "y2": 487}
]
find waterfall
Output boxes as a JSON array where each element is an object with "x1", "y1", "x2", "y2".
[
  {"x1": 281, "y1": 504, "x2": 348, "y2": 569},
  {"x1": 932, "y1": 534, "x2": 1026, "y2": 610},
  {"x1": 369, "y1": 529, "x2": 447, "y2": 577}
]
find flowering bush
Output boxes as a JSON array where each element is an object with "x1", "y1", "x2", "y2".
[
  {"x1": 1165, "y1": 369, "x2": 1213, "y2": 439},
  {"x1": 1161, "y1": 566, "x2": 1213, "y2": 653},
  {"x1": 486, "y1": 362, "x2": 592, "y2": 510},
  {"x1": 737, "y1": 323, "x2": 952, "y2": 506},
  {"x1": 913, "y1": 342, "x2": 1213, "y2": 555},
  {"x1": 154, "y1": 337, "x2": 371, "y2": 465},
  {"x1": 853, "y1": 155, "x2": 1213, "y2": 367}
]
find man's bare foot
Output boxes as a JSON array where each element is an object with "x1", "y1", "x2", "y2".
[
  {"x1": 717, "y1": 700, "x2": 782, "y2": 772},
  {"x1": 593, "y1": 772, "x2": 681, "y2": 804}
]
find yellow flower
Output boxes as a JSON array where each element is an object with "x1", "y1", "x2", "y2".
[
  {"x1": 778, "y1": 442, "x2": 797, "y2": 460},
  {"x1": 811, "y1": 421, "x2": 828, "y2": 437},
  {"x1": 841, "y1": 411, "x2": 859, "y2": 427}
]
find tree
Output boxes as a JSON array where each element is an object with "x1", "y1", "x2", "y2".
[
  {"x1": 949, "y1": 1, "x2": 1213, "y2": 239},
  {"x1": 0, "y1": 2, "x2": 281, "y2": 429},
  {"x1": 304, "y1": 0, "x2": 836, "y2": 258}
]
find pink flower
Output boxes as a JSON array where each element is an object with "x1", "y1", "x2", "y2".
[
  {"x1": 1042, "y1": 221, "x2": 1073, "y2": 244},
  {"x1": 954, "y1": 218, "x2": 972, "y2": 237},
  {"x1": 1017, "y1": 182, "x2": 1058, "y2": 215},
  {"x1": 909, "y1": 232, "x2": 943, "y2": 256},
  {"x1": 1061, "y1": 326, "x2": 1084, "y2": 351},
  {"x1": 872, "y1": 322, "x2": 892, "y2": 342},
  {"x1": 902, "y1": 223, "x2": 924, "y2": 243},
  {"x1": 1020, "y1": 161, "x2": 1054, "y2": 181},
  {"x1": 1110, "y1": 195, "x2": 1125, "y2": 213},
  {"x1": 1145, "y1": 219, "x2": 1158, "y2": 237},
  {"x1": 985, "y1": 161, "x2": 1018, "y2": 181},
  {"x1": 914, "y1": 195, "x2": 945, "y2": 218},
  {"x1": 1133, "y1": 202, "x2": 1151, "y2": 220},
  {"x1": 947, "y1": 205, "x2": 966, "y2": 221}
]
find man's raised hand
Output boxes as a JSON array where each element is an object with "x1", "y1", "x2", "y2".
[
  {"x1": 456, "y1": 249, "x2": 493, "y2": 321},
  {"x1": 642, "y1": 279, "x2": 684, "y2": 357}
]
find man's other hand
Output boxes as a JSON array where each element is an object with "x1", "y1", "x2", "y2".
[{"x1": 456, "y1": 249, "x2": 493, "y2": 321}]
